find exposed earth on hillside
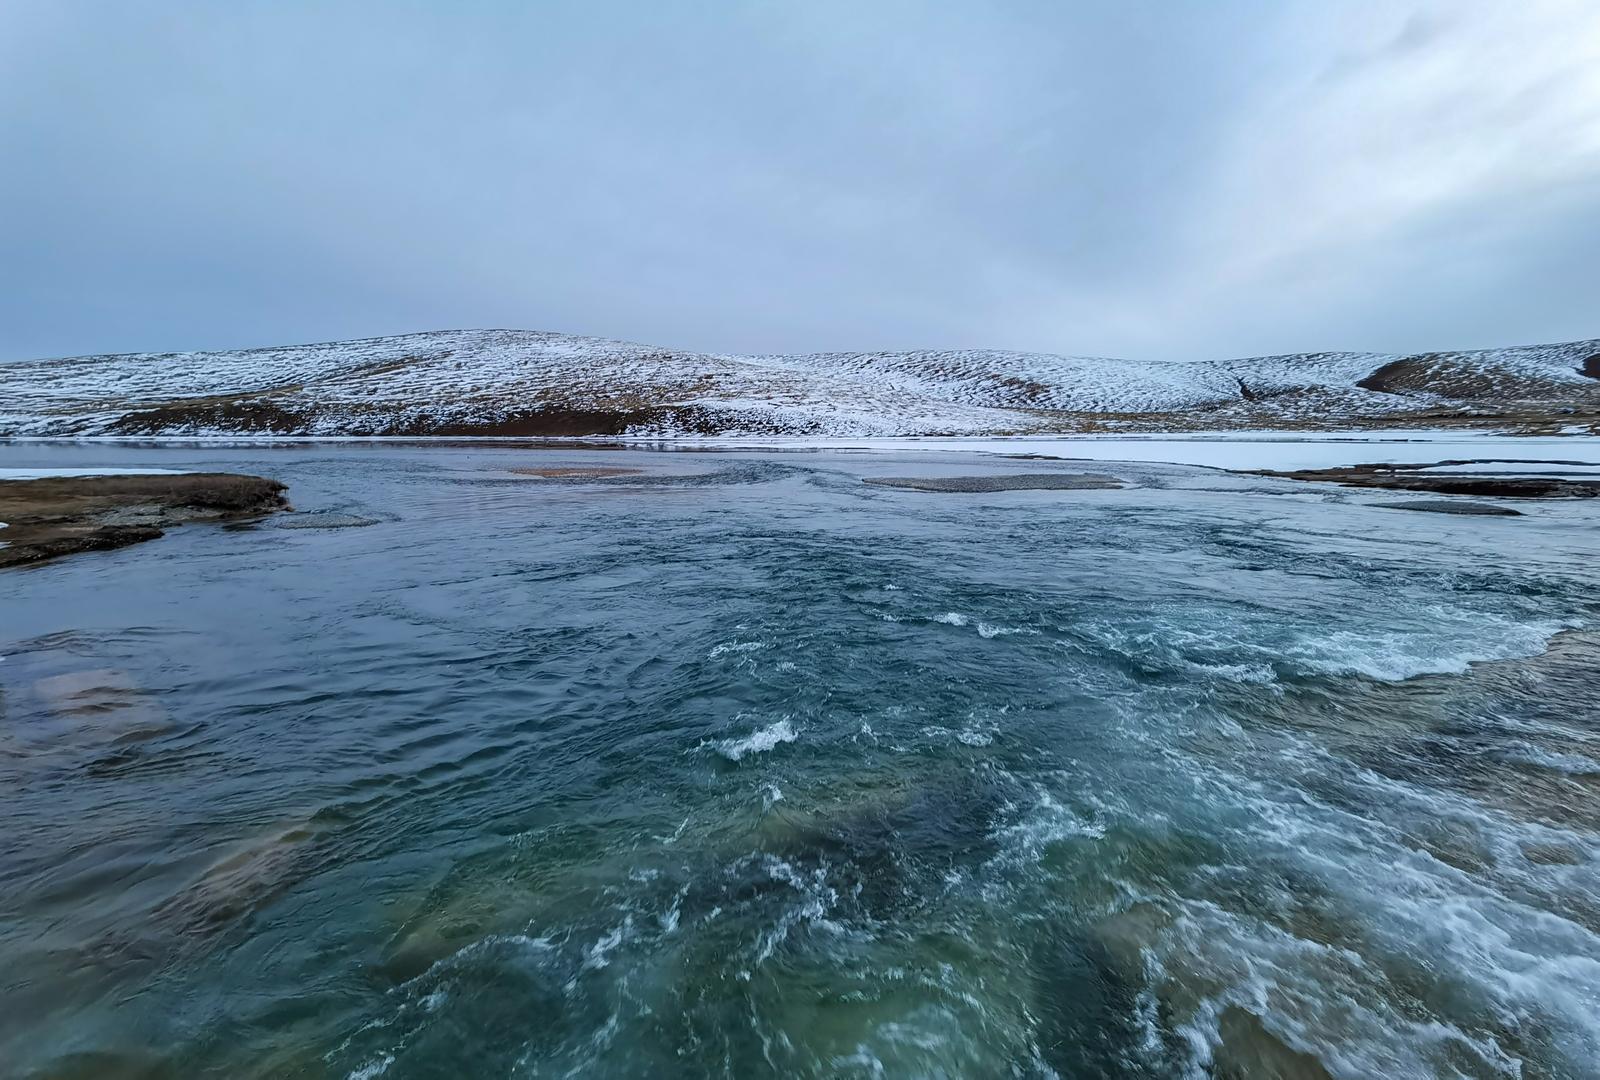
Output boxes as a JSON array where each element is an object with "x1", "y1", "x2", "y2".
[{"x1": 3, "y1": 329, "x2": 1597, "y2": 438}]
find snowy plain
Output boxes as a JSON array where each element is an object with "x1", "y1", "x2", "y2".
[{"x1": 0, "y1": 467, "x2": 187, "y2": 480}]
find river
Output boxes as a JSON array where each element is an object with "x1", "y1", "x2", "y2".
[{"x1": 3, "y1": 441, "x2": 1598, "y2": 1078}]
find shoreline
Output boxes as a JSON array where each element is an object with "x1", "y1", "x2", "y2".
[
  {"x1": 7, "y1": 429, "x2": 1599, "y2": 474},
  {"x1": 5, "y1": 435, "x2": 1598, "y2": 567}
]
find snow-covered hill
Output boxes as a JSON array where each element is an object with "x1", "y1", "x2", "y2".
[{"x1": 2, "y1": 330, "x2": 1597, "y2": 437}]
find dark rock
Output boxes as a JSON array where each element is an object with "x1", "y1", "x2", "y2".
[
  {"x1": 274, "y1": 511, "x2": 378, "y2": 529},
  {"x1": 1381, "y1": 500, "x2": 1522, "y2": 516},
  {"x1": 1255, "y1": 461, "x2": 1600, "y2": 499}
]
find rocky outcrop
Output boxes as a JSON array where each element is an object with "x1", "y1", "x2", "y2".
[
  {"x1": 1255, "y1": 462, "x2": 1600, "y2": 500},
  {"x1": 1381, "y1": 499, "x2": 1523, "y2": 516},
  {"x1": 0, "y1": 473, "x2": 289, "y2": 567}
]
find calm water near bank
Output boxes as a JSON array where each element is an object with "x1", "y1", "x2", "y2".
[{"x1": 3, "y1": 443, "x2": 1599, "y2": 1078}]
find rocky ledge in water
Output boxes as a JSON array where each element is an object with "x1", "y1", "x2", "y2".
[
  {"x1": 1379, "y1": 499, "x2": 1523, "y2": 516},
  {"x1": 1255, "y1": 461, "x2": 1600, "y2": 499},
  {"x1": 0, "y1": 473, "x2": 289, "y2": 568},
  {"x1": 865, "y1": 473, "x2": 1124, "y2": 493}
]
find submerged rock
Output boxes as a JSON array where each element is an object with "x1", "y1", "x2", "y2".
[
  {"x1": 1381, "y1": 499, "x2": 1523, "y2": 516},
  {"x1": 864, "y1": 473, "x2": 1124, "y2": 493},
  {"x1": 274, "y1": 511, "x2": 378, "y2": 529}
]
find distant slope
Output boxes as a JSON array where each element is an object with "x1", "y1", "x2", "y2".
[{"x1": 3, "y1": 330, "x2": 1597, "y2": 437}]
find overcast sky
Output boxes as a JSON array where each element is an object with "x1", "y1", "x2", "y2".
[{"x1": 3, "y1": 1, "x2": 1598, "y2": 363}]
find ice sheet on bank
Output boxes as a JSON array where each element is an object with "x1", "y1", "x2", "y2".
[
  {"x1": 623, "y1": 431, "x2": 1600, "y2": 472},
  {"x1": 0, "y1": 467, "x2": 188, "y2": 480}
]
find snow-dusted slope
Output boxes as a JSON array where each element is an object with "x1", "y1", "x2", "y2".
[{"x1": 2, "y1": 330, "x2": 1597, "y2": 437}]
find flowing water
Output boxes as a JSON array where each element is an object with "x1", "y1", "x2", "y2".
[{"x1": 3, "y1": 444, "x2": 1599, "y2": 1079}]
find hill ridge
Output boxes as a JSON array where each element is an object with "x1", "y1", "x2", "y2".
[{"x1": 4, "y1": 329, "x2": 1597, "y2": 437}]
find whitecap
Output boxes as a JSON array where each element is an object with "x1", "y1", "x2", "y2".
[
  {"x1": 659, "y1": 886, "x2": 689, "y2": 934},
  {"x1": 1506, "y1": 744, "x2": 1600, "y2": 776},
  {"x1": 933, "y1": 612, "x2": 970, "y2": 626},
  {"x1": 1082, "y1": 606, "x2": 1579, "y2": 685},
  {"x1": 991, "y1": 789, "x2": 1105, "y2": 866},
  {"x1": 1185, "y1": 660, "x2": 1277, "y2": 684},
  {"x1": 708, "y1": 640, "x2": 765, "y2": 659},
  {"x1": 1281, "y1": 614, "x2": 1576, "y2": 682},
  {"x1": 976, "y1": 622, "x2": 1039, "y2": 639},
  {"x1": 711, "y1": 719, "x2": 797, "y2": 761},
  {"x1": 581, "y1": 917, "x2": 633, "y2": 971},
  {"x1": 921, "y1": 724, "x2": 994, "y2": 747},
  {"x1": 347, "y1": 1054, "x2": 394, "y2": 1080}
]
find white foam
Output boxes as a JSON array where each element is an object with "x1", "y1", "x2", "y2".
[
  {"x1": 991, "y1": 789, "x2": 1106, "y2": 868},
  {"x1": 976, "y1": 622, "x2": 1039, "y2": 640},
  {"x1": 1185, "y1": 660, "x2": 1278, "y2": 684},
  {"x1": 1507, "y1": 744, "x2": 1600, "y2": 776},
  {"x1": 708, "y1": 640, "x2": 765, "y2": 660},
  {"x1": 658, "y1": 888, "x2": 686, "y2": 934},
  {"x1": 1084, "y1": 607, "x2": 1576, "y2": 684},
  {"x1": 711, "y1": 719, "x2": 797, "y2": 761},
  {"x1": 920, "y1": 724, "x2": 995, "y2": 747},
  {"x1": 1281, "y1": 615, "x2": 1574, "y2": 682},
  {"x1": 346, "y1": 1053, "x2": 394, "y2": 1080},
  {"x1": 746, "y1": 854, "x2": 841, "y2": 965},
  {"x1": 581, "y1": 918, "x2": 633, "y2": 971}
]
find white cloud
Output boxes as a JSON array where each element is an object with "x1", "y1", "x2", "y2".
[{"x1": 1195, "y1": 0, "x2": 1600, "y2": 287}]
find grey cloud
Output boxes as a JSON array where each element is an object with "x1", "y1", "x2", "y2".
[{"x1": 1, "y1": 0, "x2": 1595, "y2": 363}]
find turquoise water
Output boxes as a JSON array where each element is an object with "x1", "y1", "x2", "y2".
[{"x1": 3, "y1": 445, "x2": 1599, "y2": 1078}]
